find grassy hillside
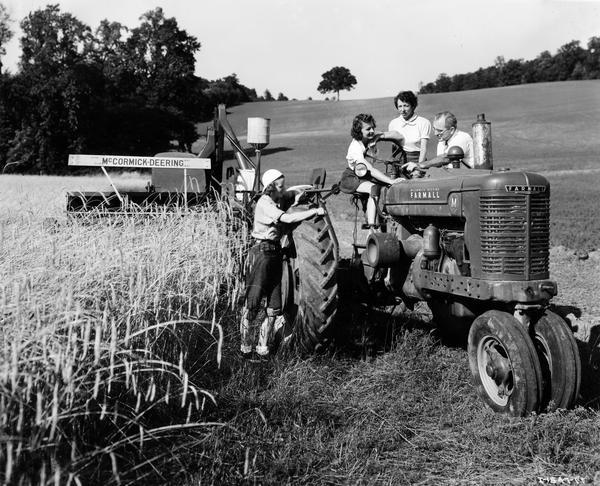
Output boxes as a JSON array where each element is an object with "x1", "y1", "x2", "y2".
[
  {"x1": 212, "y1": 80, "x2": 600, "y2": 250},
  {"x1": 218, "y1": 80, "x2": 600, "y2": 177}
]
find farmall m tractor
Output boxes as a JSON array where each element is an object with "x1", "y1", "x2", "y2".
[
  {"x1": 66, "y1": 106, "x2": 580, "y2": 417},
  {"x1": 288, "y1": 114, "x2": 581, "y2": 417}
]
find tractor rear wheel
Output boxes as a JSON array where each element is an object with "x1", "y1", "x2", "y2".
[
  {"x1": 532, "y1": 310, "x2": 581, "y2": 411},
  {"x1": 468, "y1": 310, "x2": 543, "y2": 416},
  {"x1": 290, "y1": 213, "x2": 339, "y2": 353}
]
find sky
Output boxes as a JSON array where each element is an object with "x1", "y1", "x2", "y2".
[{"x1": 2, "y1": 0, "x2": 600, "y2": 100}]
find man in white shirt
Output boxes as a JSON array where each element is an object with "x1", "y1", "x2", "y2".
[{"x1": 416, "y1": 111, "x2": 474, "y2": 169}]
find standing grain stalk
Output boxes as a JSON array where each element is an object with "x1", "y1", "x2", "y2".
[{"x1": 0, "y1": 198, "x2": 246, "y2": 484}]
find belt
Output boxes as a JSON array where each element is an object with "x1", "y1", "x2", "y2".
[
  {"x1": 253, "y1": 239, "x2": 281, "y2": 249},
  {"x1": 405, "y1": 151, "x2": 420, "y2": 163}
]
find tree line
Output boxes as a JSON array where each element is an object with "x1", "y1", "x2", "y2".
[
  {"x1": 419, "y1": 37, "x2": 600, "y2": 94},
  {"x1": 0, "y1": 4, "x2": 288, "y2": 174}
]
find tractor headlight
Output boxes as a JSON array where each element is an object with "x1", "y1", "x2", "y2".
[{"x1": 355, "y1": 163, "x2": 368, "y2": 178}]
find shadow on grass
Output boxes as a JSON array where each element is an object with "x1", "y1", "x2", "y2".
[
  {"x1": 551, "y1": 304, "x2": 600, "y2": 409},
  {"x1": 328, "y1": 299, "x2": 440, "y2": 360},
  {"x1": 577, "y1": 332, "x2": 600, "y2": 409},
  {"x1": 330, "y1": 298, "x2": 600, "y2": 411}
]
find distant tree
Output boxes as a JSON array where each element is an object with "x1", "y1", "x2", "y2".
[
  {"x1": 419, "y1": 35, "x2": 600, "y2": 94},
  {"x1": 276, "y1": 92, "x2": 288, "y2": 101},
  {"x1": 307, "y1": 96, "x2": 312, "y2": 100},
  {"x1": 584, "y1": 36, "x2": 600, "y2": 79},
  {"x1": 91, "y1": 7, "x2": 205, "y2": 152},
  {"x1": 554, "y1": 40, "x2": 586, "y2": 81},
  {"x1": 7, "y1": 5, "x2": 97, "y2": 173},
  {"x1": 503, "y1": 58, "x2": 525, "y2": 86},
  {"x1": 317, "y1": 66, "x2": 357, "y2": 100},
  {"x1": 532, "y1": 50, "x2": 557, "y2": 82},
  {"x1": 0, "y1": 3, "x2": 15, "y2": 167},
  {"x1": 92, "y1": 19, "x2": 131, "y2": 99},
  {"x1": 263, "y1": 89, "x2": 274, "y2": 101},
  {"x1": 121, "y1": 8, "x2": 201, "y2": 116},
  {"x1": 246, "y1": 87, "x2": 258, "y2": 100},
  {"x1": 0, "y1": 3, "x2": 13, "y2": 73},
  {"x1": 203, "y1": 73, "x2": 254, "y2": 108},
  {"x1": 435, "y1": 73, "x2": 452, "y2": 92}
]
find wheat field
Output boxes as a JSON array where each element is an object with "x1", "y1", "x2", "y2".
[{"x1": 0, "y1": 174, "x2": 248, "y2": 484}]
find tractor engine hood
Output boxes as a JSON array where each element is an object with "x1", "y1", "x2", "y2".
[{"x1": 384, "y1": 168, "x2": 550, "y2": 218}]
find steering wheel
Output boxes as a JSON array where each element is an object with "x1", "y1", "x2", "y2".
[{"x1": 365, "y1": 140, "x2": 425, "y2": 179}]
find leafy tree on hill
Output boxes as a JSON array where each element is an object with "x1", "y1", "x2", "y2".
[
  {"x1": 0, "y1": 3, "x2": 13, "y2": 74},
  {"x1": 0, "y1": 5, "x2": 263, "y2": 173},
  {"x1": 276, "y1": 92, "x2": 288, "y2": 101},
  {"x1": 419, "y1": 37, "x2": 600, "y2": 94},
  {"x1": 263, "y1": 89, "x2": 274, "y2": 101},
  {"x1": 7, "y1": 5, "x2": 97, "y2": 173},
  {"x1": 121, "y1": 8, "x2": 200, "y2": 110},
  {"x1": 0, "y1": 3, "x2": 14, "y2": 169},
  {"x1": 317, "y1": 66, "x2": 357, "y2": 100},
  {"x1": 584, "y1": 36, "x2": 600, "y2": 79},
  {"x1": 203, "y1": 73, "x2": 255, "y2": 110}
]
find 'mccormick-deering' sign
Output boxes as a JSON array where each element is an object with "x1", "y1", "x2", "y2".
[{"x1": 68, "y1": 154, "x2": 211, "y2": 170}]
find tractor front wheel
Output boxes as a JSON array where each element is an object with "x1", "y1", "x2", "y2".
[
  {"x1": 468, "y1": 310, "x2": 543, "y2": 416},
  {"x1": 532, "y1": 310, "x2": 581, "y2": 411}
]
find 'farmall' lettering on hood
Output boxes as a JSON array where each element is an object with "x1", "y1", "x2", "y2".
[
  {"x1": 410, "y1": 187, "x2": 441, "y2": 199},
  {"x1": 505, "y1": 185, "x2": 547, "y2": 193}
]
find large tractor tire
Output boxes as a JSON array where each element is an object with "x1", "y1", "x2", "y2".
[
  {"x1": 290, "y1": 213, "x2": 340, "y2": 354},
  {"x1": 531, "y1": 310, "x2": 581, "y2": 411},
  {"x1": 468, "y1": 310, "x2": 543, "y2": 416}
]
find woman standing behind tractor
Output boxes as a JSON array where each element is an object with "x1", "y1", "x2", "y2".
[
  {"x1": 240, "y1": 169, "x2": 325, "y2": 360},
  {"x1": 388, "y1": 91, "x2": 431, "y2": 165}
]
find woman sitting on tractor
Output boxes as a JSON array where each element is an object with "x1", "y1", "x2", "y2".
[{"x1": 340, "y1": 113, "x2": 408, "y2": 228}]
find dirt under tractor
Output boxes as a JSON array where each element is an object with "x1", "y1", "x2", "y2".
[{"x1": 66, "y1": 106, "x2": 581, "y2": 417}]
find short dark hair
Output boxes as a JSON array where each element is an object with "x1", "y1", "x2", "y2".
[
  {"x1": 351, "y1": 113, "x2": 376, "y2": 140},
  {"x1": 393, "y1": 91, "x2": 418, "y2": 110}
]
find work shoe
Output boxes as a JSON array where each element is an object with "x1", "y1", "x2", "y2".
[{"x1": 255, "y1": 346, "x2": 270, "y2": 363}]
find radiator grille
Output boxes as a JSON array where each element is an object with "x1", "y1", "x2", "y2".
[{"x1": 480, "y1": 193, "x2": 549, "y2": 278}]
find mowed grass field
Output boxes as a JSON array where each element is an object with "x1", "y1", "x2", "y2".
[{"x1": 0, "y1": 81, "x2": 599, "y2": 484}]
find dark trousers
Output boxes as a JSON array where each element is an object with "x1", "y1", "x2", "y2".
[
  {"x1": 241, "y1": 240, "x2": 283, "y2": 354},
  {"x1": 244, "y1": 240, "x2": 282, "y2": 319}
]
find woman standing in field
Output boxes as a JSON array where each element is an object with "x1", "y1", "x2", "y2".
[
  {"x1": 388, "y1": 91, "x2": 431, "y2": 165},
  {"x1": 340, "y1": 113, "x2": 406, "y2": 228},
  {"x1": 240, "y1": 169, "x2": 325, "y2": 360}
]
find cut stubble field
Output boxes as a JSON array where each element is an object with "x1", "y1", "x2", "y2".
[{"x1": 2, "y1": 80, "x2": 600, "y2": 484}]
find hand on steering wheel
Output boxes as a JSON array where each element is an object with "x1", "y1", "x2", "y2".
[{"x1": 400, "y1": 162, "x2": 426, "y2": 179}]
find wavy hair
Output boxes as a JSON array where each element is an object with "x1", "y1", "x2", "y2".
[
  {"x1": 350, "y1": 113, "x2": 376, "y2": 140},
  {"x1": 393, "y1": 91, "x2": 418, "y2": 110}
]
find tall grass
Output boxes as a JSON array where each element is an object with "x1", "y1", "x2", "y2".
[{"x1": 0, "y1": 194, "x2": 247, "y2": 484}]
